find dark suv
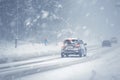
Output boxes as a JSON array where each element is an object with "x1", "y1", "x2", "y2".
[
  {"x1": 111, "y1": 37, "x2": 118, "y2": 44},
  {"x1": 61, "y1": 38, "x2": 87, "y2": 57},
  {"x1": 102, "y1": 40, "x2": 112, "y2": 47}
]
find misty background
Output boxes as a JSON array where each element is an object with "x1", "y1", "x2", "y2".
[{"x1": 0, "y1": 0, "x2": 120, "y2": 44}]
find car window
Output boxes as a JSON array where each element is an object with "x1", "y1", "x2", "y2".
[{"x1": 64, "y1": 39, "x2": 79, "y2": 45}]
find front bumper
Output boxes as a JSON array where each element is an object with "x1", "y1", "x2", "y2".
[{"x1": 62, "y1": 49, "x2": 80, "y2": 54}]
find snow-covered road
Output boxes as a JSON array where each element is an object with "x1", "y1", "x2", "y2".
[
  {"x1": 16, "y1": 45, "x2": 120, "y2": 80},
  {"x1": 0, "y1": 45, "x2": 100, "y2": 79},
  {"x1": 0, "y1": 44, "x2": 120, "y2": 80}
]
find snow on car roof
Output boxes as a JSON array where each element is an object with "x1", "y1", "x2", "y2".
[{"x1": 64, "y1": 38, "x2": 78, "y2": 40}]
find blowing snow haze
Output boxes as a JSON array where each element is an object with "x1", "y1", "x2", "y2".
[
  {"x1": 0, "y1": 1, "x2": 120, "y2": 80},
  {"x1": 0, "y1": 0, "x2": 120, "y2": 43}
]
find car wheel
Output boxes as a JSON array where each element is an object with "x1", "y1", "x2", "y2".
[
  {"x1": 79, "y1": 53, "x2": 82, "y2": 57},
  {"x1": 83, "y1": 54, "x2": 86, "y2": 57},
  {"x1": 61, "y1": 53, "x2": 64, "y2": 58},
  {"x1": 66, "y1": 54, "x2": 69, "y2": 57},
  {"x1": 84, "y1": 48, "x2": 87, "y2": 56},
  {"x1": 84, "y1": 50, "x2": 87, "y2": 57},
  {"x1": 79, "y1": 49, "x2": 84, "y2": 57},
  {"x1": 78, "y1": 50, "x2": 82, "y2": 57}
]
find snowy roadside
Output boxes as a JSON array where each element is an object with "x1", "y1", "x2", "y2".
[
  {"x1": 0, "y1": 41, "x2": 61, "y2": 63},
  {"x1": 0, "y1": 40, "x2": 99, "y2": 64}
]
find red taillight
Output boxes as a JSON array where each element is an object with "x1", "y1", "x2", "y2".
[
  {"x1": 75, "y1": 44, "x2": 80, "y2": 47},
  {"x1": 61, "y1": 44, "x2": 65, "y2": 48},
  {"x1": 62, "y1": 45, "x2": 65, "y2": 48}
]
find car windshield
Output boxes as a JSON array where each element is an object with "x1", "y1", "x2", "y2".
[
  {"x1": 64, "y1": 39, "x2": 78, "y2": 45},
  {"x1": 64, "y1": 39, "x2": 84, "y2": 45}
]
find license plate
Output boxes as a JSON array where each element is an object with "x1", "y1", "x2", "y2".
[{"x1": 67, "y1": 46, "x2": 73, "y2": 49}]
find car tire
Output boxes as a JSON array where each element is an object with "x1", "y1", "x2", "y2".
[
  {"x1": 79, "y1": 49, "x2": 85, "y2": 57},
  {"x1": 61, "y1": 53, "x2": 64, "y2": 58},
  {"x1": 79, "y1": 53, "x2": 82, "y2": 57},
  {"x1": 83, "y1": 54, "x2": 86, "y2": 57},
  {"x1": 78, "y1": 50, "x2": 82, "y2": 57},
  {"x1": 66, "y1": 54, "x2": 69, "y2": 57},
  {"x1": 84, "y1": 48, "x2": 87, "y2": 57}
]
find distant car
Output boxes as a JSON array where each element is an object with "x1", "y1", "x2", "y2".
[
  {"x1": 102, "y1": 40, "x2": 112, "y2": 47},
  {"x1": 111, "y1": 37, "x2": 118, "y2": 44},
  {"x1": 61, "y1": 38, "x2": 87, "y2": 57}
]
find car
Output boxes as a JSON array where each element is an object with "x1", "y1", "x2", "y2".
[
  {"x1": 61, "y1": 38, "x2": 87, "y2": 57},
  {"x1": 111, "y1": 37, "x2": 118, "y2": 44},
  {"x1": 102, "y1": 40, "x2": 112, "y2": 47}
]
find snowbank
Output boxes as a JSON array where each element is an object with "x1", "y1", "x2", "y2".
[{"x1": 0, "y1": 41, "x2": 61, "y2": 63}]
